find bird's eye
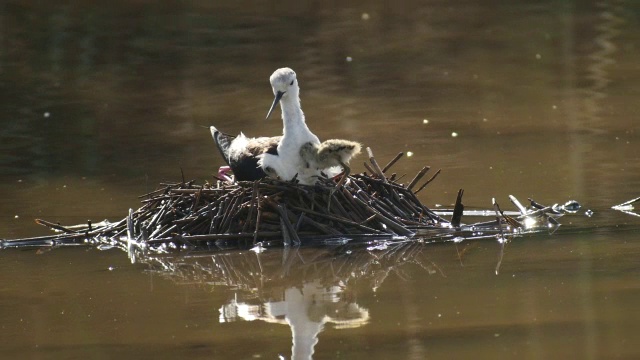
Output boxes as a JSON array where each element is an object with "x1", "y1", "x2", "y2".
[{"x1": 290, "y1": 80, "x2": 294, "y2": 85}]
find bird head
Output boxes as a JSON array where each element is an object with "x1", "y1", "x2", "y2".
[{"x1": 266, "y1": 67, "x2": 298, "y2": 120}]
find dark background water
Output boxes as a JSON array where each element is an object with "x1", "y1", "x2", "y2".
[{"x1": 1, "y1": 1, "x2": 639, "y2": 359}]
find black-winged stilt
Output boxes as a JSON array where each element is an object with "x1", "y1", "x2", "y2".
[
  {"x1": 210, "y1": 126, "x2": 280, "y2": 182},
  {"x1": 300, "y1": 139, "x2": 362, "y2": 182},
  {"x1": 259, "y1": 68, "x2": 326, "y2": 185},
  {"x1": 300, "y1": 139, "x2": 362, "y2": 205},
  {"x1": 211, "y1": 68, "x2": 361, "y2": 185}
]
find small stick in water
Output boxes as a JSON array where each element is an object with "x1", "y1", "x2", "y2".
[
  {"x1": 508, "y1": 195, "x2": 527, "y2": 215},
  {"x1": 126, "y1": 208, "x2": 135, "y2": 241},
  {"x1": 493, "y1": 198, "x2": 506, "y2": 275},
  {"x1": 451, "y1": 189, "x2": 464, "y2": 227},
  {"x1": 35, "y1": 219, "x2": 78, "y2": 233}
]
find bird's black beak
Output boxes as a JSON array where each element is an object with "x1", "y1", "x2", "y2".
[{"x1": 266, "y1": 91, "x2": 285, "y2": 120}]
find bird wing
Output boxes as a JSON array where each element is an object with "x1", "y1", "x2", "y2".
[
  {"x1": 229, "y1": 135, "x2": 281, "y2": 181},
  {"x1": 317, "y1": 139, "x2": 362, "y2": 164},
  {"x1": 246, "y1": 136, "x2": 281, "y2": 157}
]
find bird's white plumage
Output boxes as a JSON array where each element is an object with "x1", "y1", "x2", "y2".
[
  {"x1": 258, "y1": 68, "x2": 327, "y2": 185},
  {"x1": 227, "y1": 132, "x2": 249, "y2": 162}
]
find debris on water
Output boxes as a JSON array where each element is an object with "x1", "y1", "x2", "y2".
[
  {"x1": 321, "y1": 237, "x2": 350, "y2": 246},
  {"x1": 508, "y1": 194, "x2": 528, "y2": 215},
  {"x1": 612, "y1": 196, "x2": 640, "y2": 211},
  {"x1": 560, "y1": 200, "x2": 581, "y2": 213},
  {"x1": 550, "y1": 200, "x2": 582, "y2": 214},
  {"x1": 250, "y1": 243, "x2": 265, "y2": 253},
  {"x1": 611, "y1": 197, "x2": 640, "y2": 217},
  {"x1": 367, "y1": 242, "x2": 389, "y2": 251},
  {"x1": 523, "y1": 217, "x2": 537, "y2": 228},
  {"x1": 451, "y1": 132, "x2": 458, "y2": 137}
]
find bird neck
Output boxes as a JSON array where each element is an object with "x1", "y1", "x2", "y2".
[{"x1": 281, "y1": 97, "x2": 311, "y2": 136}]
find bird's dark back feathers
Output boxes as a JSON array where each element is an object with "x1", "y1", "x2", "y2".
[
  {"x1": 228, "y1": 136, "x2": 280, "y2": 181},
  {"x1": 210, "y1": 126, "x2": 282, "y2": 181}
]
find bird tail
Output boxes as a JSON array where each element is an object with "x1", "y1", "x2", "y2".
[{"x1": 210, "y1": 126, "x2": 235, "y2": 165}]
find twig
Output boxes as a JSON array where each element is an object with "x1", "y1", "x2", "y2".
[
  {"x1": 352, "y1": 196, "x2": 414, "y2": 237},
  {"x1": 407, "y1": 166, "x2": 430, "y2": 190},
  {"x1": 414, "y1": 169, "x2": 441, "y2": 194},
  {"x1": 126, "y1": 208, "x2": 135, "y2": 241},
  {"x1": 35, "y1": 219, "x2": 78, "y2": 233},
  {"x1": 381, "y1": 152, "x2": 404, "y2": 173},
  {"x1": 492, "y1": 198, "x2": 506, "y2": 275},
  {"x1": 243, "y1": 181, "x2": 259, "y2": 233},
  {"x1": 363, "y1": 162, "x2": 376, "y2": 176},
  {"x1": 451, "y1": 189, "x2": 464, "y2": 227},
  {"x1": 366, "y1": 147, "x2": 387, "y2": 182}
]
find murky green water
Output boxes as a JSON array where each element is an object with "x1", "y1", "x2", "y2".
[{"x1": 1, "y1": 1, "x2": 639, "y2": 359}]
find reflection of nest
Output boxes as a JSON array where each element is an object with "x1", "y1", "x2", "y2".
[{"x1": 141, "y1": 241, "x2": 438, "y2": 295}]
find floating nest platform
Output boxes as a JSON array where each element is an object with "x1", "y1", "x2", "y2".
[{"x1": 2, "y1": 149, "x2": 561, "y2": 251}]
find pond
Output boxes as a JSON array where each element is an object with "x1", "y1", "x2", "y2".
[{"x1": 1, "y1": 1, "x2": 639, "y2": 358}]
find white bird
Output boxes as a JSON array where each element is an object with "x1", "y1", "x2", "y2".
[
  {"x1": 211, "y1": 68, "x2": 360, "y2": 185},
  {"x1": 210, "y1": 126, "x2": 281, "y2": 182},
  {"x1": 259, "y1": 68, "x2": 328, "y2": 185}
]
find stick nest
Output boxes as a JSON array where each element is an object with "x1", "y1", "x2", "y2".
[{"x1": 6, "y1": 149, "x2": 558, "y2": 251}]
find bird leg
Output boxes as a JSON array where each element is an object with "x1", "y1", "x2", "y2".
[
  {"x1": 335, "y1": 161, "x2": 351, "y2": 190},
  {"x1": 217, "y1": 166, "x2": 234, "y2": 183},
  {"x1": 264, "y1": 166, "x2": 280, "y2": 180},
  {"x1": 327, "y1": 161, "x2": 351, "y2": 211}
]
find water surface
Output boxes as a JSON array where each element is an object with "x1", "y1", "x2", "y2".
[{"x1": 1, "y1": 1, "x2": 639, "y2": 359}]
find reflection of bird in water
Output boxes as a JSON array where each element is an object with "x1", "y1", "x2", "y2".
[
  {"x1": 300, "y1": 139, "x2": 362, "y2": 190},
  {"x1": 219, "y1": 280, "x2": 369, "y2": 360},
  {"x1": 260, "y1": 68, "x2": 327, "y2": 185},
  {"x1": 210, "y1": 126, "x2": 280, "y2": 182}
]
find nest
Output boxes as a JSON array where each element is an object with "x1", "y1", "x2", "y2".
[{"x1": 2, "y1": 149, "x2": 562, "y2": 252}]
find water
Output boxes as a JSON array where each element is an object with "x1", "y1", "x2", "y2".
[{"x1": 1, "y1": 1, "x2": 639, "y2": 358}]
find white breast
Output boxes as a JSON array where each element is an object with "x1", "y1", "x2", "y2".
[{"x1": 259, "y1": 128, "x2": 321, "y2": 184}]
